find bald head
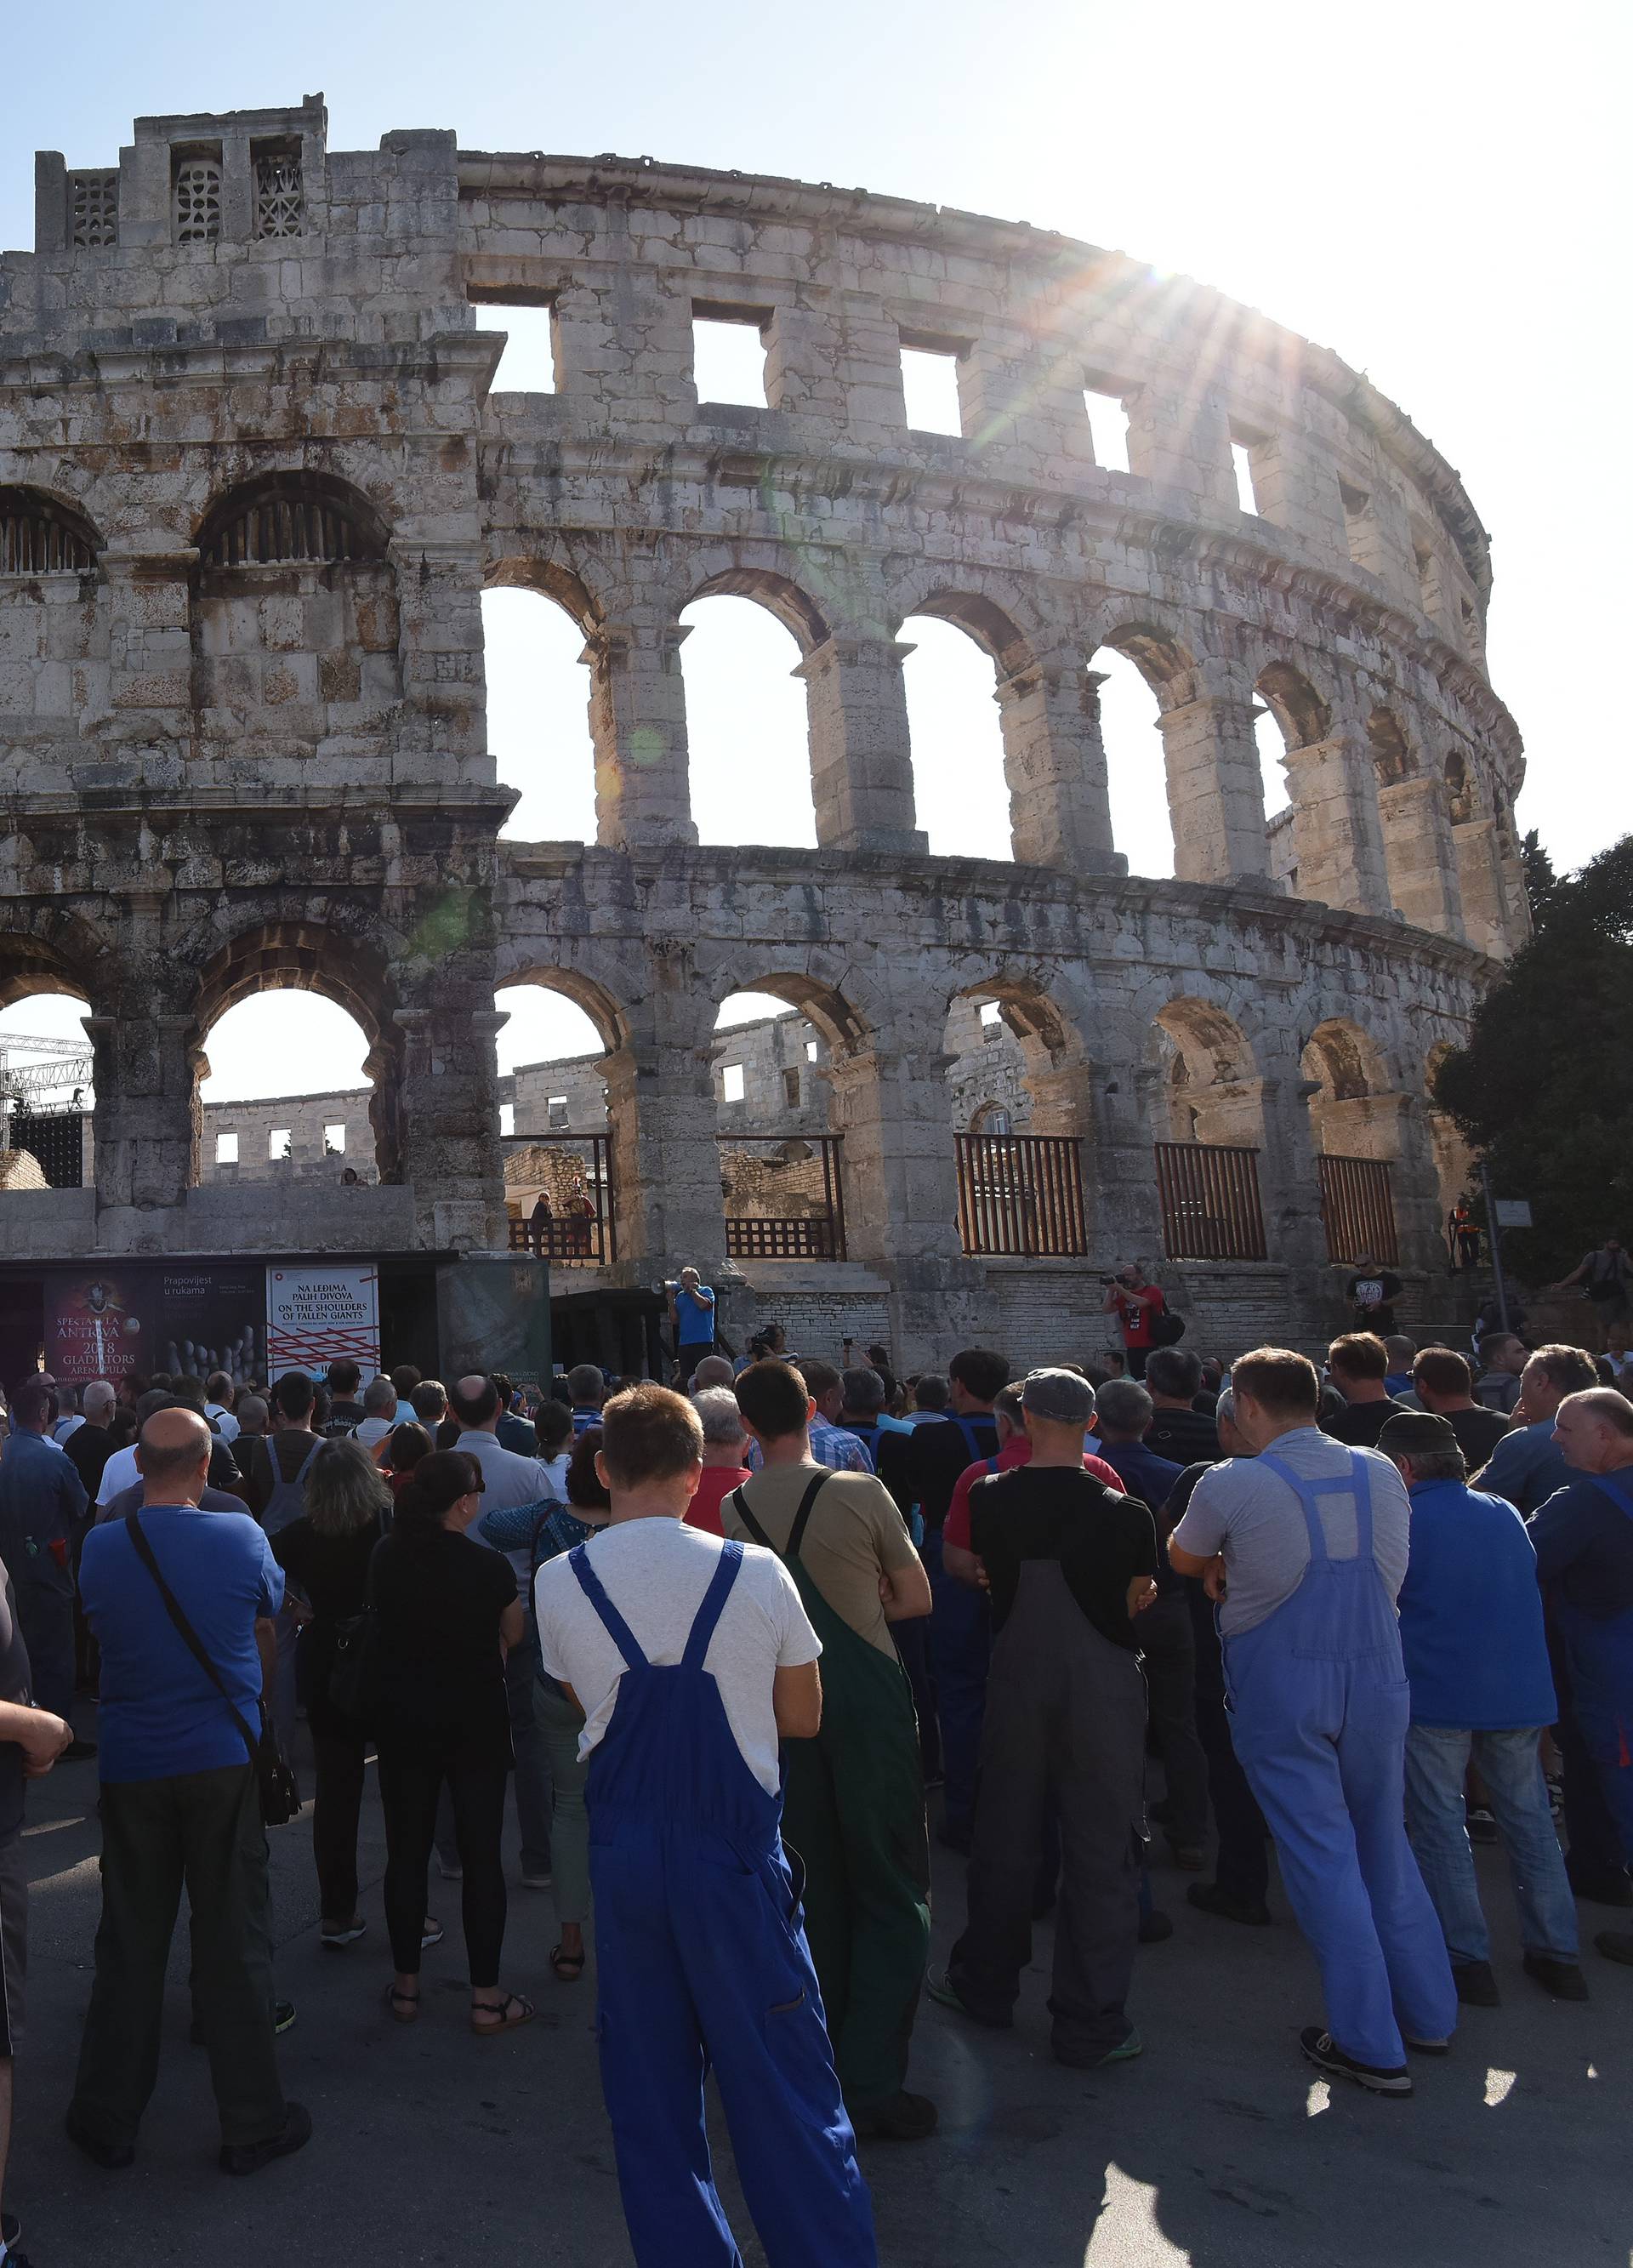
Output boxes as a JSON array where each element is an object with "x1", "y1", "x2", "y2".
[
  {"x1": 136, "y1": 1406, "x2": 213, "y2": 1502},
  {"x1": 448, "y1": 1374, "x2": 501, "y2": 1431},
  {"x1": 1554, "y1": 1388, "x2": 1633, "y2": 1476}
]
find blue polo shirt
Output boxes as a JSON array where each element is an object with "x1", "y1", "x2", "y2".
[
  {"x1": 80, "y1": 1505, "x2": 282, "y2": 1783},
  {"x1": 1397, "y1": 1479, "x2": 1556, "y2": 1729},
  {"x1": 1478, "y1": 1420, "x2": 1572, "y2": 1515}
]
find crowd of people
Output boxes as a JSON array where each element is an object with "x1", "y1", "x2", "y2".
[{"x1": 0, "y1": 1290, "x2": 1631, "y2": 2265}]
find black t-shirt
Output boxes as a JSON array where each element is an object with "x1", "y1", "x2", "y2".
[
  {"x1": 1323, "y1": 1397, "x2": 1409, "y2": 1449},
  {"x1": 65, "y1": 1422, "x2": 117, "y2": 1502},
  {"x1": 886, "y1": 1411, "x2": 1001, "y2": 1533},
  {"x1": 0, "y1": 1569, "x2": 31, "y2": 1840},
  {"x1": 969, "y1": 1466, "x2": 1158, "y2": 1650},
  {"x1": 368, "y1": 1527, "x2": 516, "y2": 1742},
  {"x1": 1346, "y1": 1272, "x2": 1403, "y2": 1331},
  {"x1": 274, "y1": 1513, "x2": 384, "y2": 1734},
  {"x1": 1145, "y1": 1406, "x2": 1220, "y2": 1467},
  {"x1": 1442, "y1": 1403, "x2": 1511, "y2": 1471}
]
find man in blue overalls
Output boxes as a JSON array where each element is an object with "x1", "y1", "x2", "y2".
[
  {"x1": 1532, "y1": 1388, "x2": 1633, "y2": 1969},
  {"x1": 1169, "y1": 1346, "x2": 1456, "y2": 2095},
  {"x1": 533, "y1": 1382, "x2": 877, "y2": 2267}
]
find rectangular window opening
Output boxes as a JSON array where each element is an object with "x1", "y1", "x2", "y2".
[
  {"x1": 979, "y1": 1000, "x2": 1004, "y2": 1030},
  {"x1": 471, "y1": 299, "x2": 559, "y2": 394},
  {"x1": 499, "y1": 1102, "x2": 515, "y2": 1138},
  {"x1": 805, "y1": 1039, "x2": 819, "y2": 1063},
  {"x1": 214, "y1": 1131, "x2": 239, "y2": 1165},
  {"x1": 721, "y1": 1063, "x2": 746, "y2": 1103},
  {"x1": 269, "y1": 1128, "x2": 292, "y2": 1161},
  {"x1": 1231, "y1": 440, "x2": 1260, "y2": 516},
  {"x1": 323, "y1": 1123, "x2": 346, "y2": 1155},
  {"x1": 1084, "y1": 387, "x2": 1131, "y2": 475},
  {"x1": 692, "y1": 311, "x2": 770, "y2": 408},
  {"x1": 782, "y1": 1067, "x2": 801, "y2": 1108},
  {"x1": 547, "y1": 1094, "x2": 569, "y2": 1129},
  {"x1": 900, "y1": 343, "x2": 964, "y2": 436}
]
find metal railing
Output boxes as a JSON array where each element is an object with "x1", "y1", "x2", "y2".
[
  {"x1": 504, "y1": 1131, "x2": 615, "y2": 1266},
  {"x1": 1318, "y1": 1154, "x2": 1398, "y2": 1265},
  {"x1": 955, "y1": 1132, "x2": 1088, "y2": 1257},
  {"x1": 720, "y1": 1134, "x2": 847, "y2": 1261},
  {"x1": 1154, "y1": 1142, "x2": 1267, "y2": 1262}
]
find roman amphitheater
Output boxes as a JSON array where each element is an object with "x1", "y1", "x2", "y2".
[{"x1": 0, "y1": 95, "x2": 1526, "y2": 1368}]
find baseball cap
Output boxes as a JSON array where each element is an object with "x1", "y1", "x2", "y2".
[{"x1": 1021, "y1": 1367, "x2": 1095, "y2": 1427}]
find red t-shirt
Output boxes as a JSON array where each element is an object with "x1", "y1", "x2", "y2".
[
  {"x1": 942, "y1": 1436, "x2": 1124, "y2": 1553},
  {"x1": 686, "y1": 1464, "x2": 752, "y2": 1537},
  {"x1": 1118, "y1": 1286, "x2": 1166, "y2": 1349}
]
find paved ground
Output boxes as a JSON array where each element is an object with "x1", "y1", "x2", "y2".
[{"x1": 13, "y1": 1707, "x2": 1633, "y2": 2266}]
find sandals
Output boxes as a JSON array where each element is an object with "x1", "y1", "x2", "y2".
[
  {"x1": 549, "y1": 1944, "x2": 586, "y2": 1983},
  {"x1": 470, "y1": 1991, "x2": 536, "y2": 2036},
  {"x1": 420, "y1": 1917, "x2": 445, "y2": 1952},
  {"x1": 322, "y1": 1919, "x2": 367, "y2": 1949},
  {"x1": 386, "y1": 1983, "x2": 420, "y2": 2025}
]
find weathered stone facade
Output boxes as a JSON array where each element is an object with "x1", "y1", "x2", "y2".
[{"x1": 0, "y1": 99, "x2": 1521, "y2": 1362}]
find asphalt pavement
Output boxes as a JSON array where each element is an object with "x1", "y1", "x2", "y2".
[{"x1": 13, "y1": 1705, "x2": 1633, "y2": 2266}]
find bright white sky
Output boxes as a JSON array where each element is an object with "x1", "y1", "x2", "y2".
[{"x1": 3, "y1": 0, "x2": 1626, "y2": 1099}]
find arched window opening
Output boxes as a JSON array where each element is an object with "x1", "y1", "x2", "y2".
[
  {"x1": 1148, "y1": 1001, "x2": 1267, "y2": 1261},
  {"x1": 197, "y1": 475, "x2": 388, "y2": 568},
  {"x1": 900, "y1": 614, "x2": 1010, "y2": 860},
  {"x1": 680, "y1": 595, "x2": 814, "y2": 848},
  {"x1": 1091, "y1": 644, "x2": 1176, "y2": 880},
  {"x1": 0, "y1": 487, "x2": 100, "y2": 575},
  {"x1": 1254, "y1": 704, "x2": 1289, "y2": 820},
  {"x1": 196, "y1": 992, "x2": 378, "y2": 1187},
  {"x1": 947, "y1": 984, "x2": 1091, "y2": 1257},
  {"x1": 482, "y1": 588, "x2": 597, "y2": 842},
  {"x1": 714, "y1": 985, "x2": 848, "y2": 1261},
  {"x1": 1367, "y1": 709, "x2": 1414, "y2": 787},
  {"x1": 0, "y1": 990, "x2": 93, "y2": 1191},
  {"x1": 497, "y1": 983, "x2": 615, "y2": 1265},
  {"x1": 1300, "y1": 1019, "x2": 1400, "y2": 1159}
]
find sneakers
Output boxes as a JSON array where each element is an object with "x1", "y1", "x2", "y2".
[
  {"x1": 925, "y1": 1968, "x2": 1010, "y2": 2028},
  {"x1": 274, "y1": 2000, "x2": 298, "y2": 2035},
  {"x1": 65, "y1": 2106, "x2": 135, "y2": 2170},
  {"x1": 1186, "y1": 1882, "x2": 1272, "y2": 1927},
  {"x1": 851, "y1": 2090, "x2": 939, "y2": 2141},
  {"x1": 521, "y1": 1870, "x2": 555, "y2": 1891},
  {"x1": 1403, "y1": 2034, "x2": 1451, "y2": 2056},
  {"x1": 1568, "y1": 1865, "x2": 1633, "y2": 1908},
  {"x1": 1454, "y1": 1960, "x2": 1501, "y2": 2007},
  {"x1": 219, "y1": 2100, "x2": 313, "y2": 2177},
  {"x1": 1055, "y1": 2026, "x2": 1142, "y2": 2071},
  {"x1": 1299, "y1": 2026, "x2": 1412, "y2": 2096},
  {"x1": 1522, "y1": 1952, "x2": 1589, "y2": 2001},
  {"x1": 321, "y1": 1920, "x2": 367, "y2": 1949},
  {"x1": 1465, "y1": 1807, "x2": 1499, "y2": 1846}
]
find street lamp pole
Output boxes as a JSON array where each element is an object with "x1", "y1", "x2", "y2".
[{"x1": 1479, "y1": 1157, "x2": 1511, "y2": 1337}]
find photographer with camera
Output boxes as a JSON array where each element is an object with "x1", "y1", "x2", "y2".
[{"x1": 1101, "y1": 1262, "x2": 1170, "y2": 1382}]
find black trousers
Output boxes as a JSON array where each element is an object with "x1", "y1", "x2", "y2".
[
  {"x1": 70, "y1": 1763, "x2": 286, "y2": 2150},
  {"x1": 1137, "y1": 1592, "x2": 1209, "y2": 1848},
  {"x1": 1187, "y1": 1581, "x2": 1270, "y2": 1904},
  {"x1": 310, "y1": 1724, "x2": 368, "y2": 1923},
  {"x1": 376, "y1": 1724, "x2": 509, "y2": 1985}
]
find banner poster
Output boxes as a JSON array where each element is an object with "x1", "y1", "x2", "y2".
[
  {"x1": 43, "y1": 1269, "x2": 153, "y2": 1387},
  {"x1": 266, "y1": 1265, "x2": 380, "y2": 1382},
  {"x1": 156, "y1": 1266, "x2": 266, "y2": 1388}
]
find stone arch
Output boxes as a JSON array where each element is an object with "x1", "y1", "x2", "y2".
[
  {"x1": 686, "y1": 567, "x2": 831, "y2": 656},
  {"x1": 1084, "y1": 621, "x2": 1199, "y2": 880},
  {"x1": 1255, "y1": 661, "x2": 1331, "y2": 750},
  {"x1": 942, "y1": 972, "x2": 1096, "y2": 1256},
  {"x1": 1363, "y1": 706, "x2": 1463, "y2": 938},
  {"x1": 495, "y1": 960, "x2": 629, "y2": 1058},
  {"x1": 1150, "y1": 996, "x2": 1266, "y2": 1148},
  {"x1": 1366, "y1": 706, "x2": 1416, "y2": 786},
  {"x1": 1300, "y1": 1016, "x2": 1400, "y2": 1160},
  {"x1": 481, "y1": 561, "x2": 602, "y2": 843},
  {"x1": 894, "y1": 591, "x2": 1034, "y2": 861},
  {"x1": 190, "y1": 919, "x2": 404, "y2": 1185},
  {"x1": 194, "y1": 471, "x2": 390, "y2": 567},
  {"x1": 1424, "y1": 1037, "x2": 1474, "y2": 1230},
  {"x1": 0, "y1": 485, "x2": 102, "y2": 574},
  {"x1": 680, "y1": 573, "x2": 829, "y2": 850},
  {"x1": 709, "y1": 966, "x2": 872, "y2": 1061},
  {"x1": 484, "y1": 556, "x2": 602, "y2": 630}
]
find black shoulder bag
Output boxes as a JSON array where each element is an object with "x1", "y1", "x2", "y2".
[{"x1": 124, "y1": 1511, "x2": 303, "y2": 1826}]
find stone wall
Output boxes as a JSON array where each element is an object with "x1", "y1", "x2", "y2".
[{"x1": 0, "y1": 99, "x2": 1527, "y2": 1362}]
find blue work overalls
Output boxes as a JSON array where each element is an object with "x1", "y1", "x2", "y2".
[
  {"x1": 1554, "y1": 1471, "x2": 1633, "y2": 1861},
  {"x1": 925, "y1": 1412, "x2": 997, "y2": 1838},
  {"x1": 568, "y1": 1539, "x2": 877, "y2": 2268},
  {"x1": 1224, "y1": 1450, "x2": 1456, "y2": 2069}
]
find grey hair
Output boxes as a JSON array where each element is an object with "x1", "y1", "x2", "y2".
[
  {"x1": 304, "y1": 1436, "x2": 394, "y2": 1536},
  {"x1": 1403, "y1": 1448, "x2": 1468, "y2": 1484},
  {"x1": 1095, "y1": 1379, "x2": 1154, "y2": 1435},
  {"x1": 840, "y1": 1366, "x2": 886, "y2": 1414},
  {"x1": 362, "y1": 1374, "x2": 397, "y2": 1416},
  {"x1": 691, "y1": 1387, "x2": 747, "y2": 1447},
  {"x1": 83, "y1": 1379, "x2": 117, "y2": 1420},
  {"x1": 1215, "y1": 1389, "x2": 1235, "y2": 1427},
  {"x1": 236, "y1": 1394, "x2": 268, "y2": 1432}
]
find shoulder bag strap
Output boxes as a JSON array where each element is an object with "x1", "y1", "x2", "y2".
[{"x1": 123, "y1": 1512, "x2": 260, "y2": 1769}]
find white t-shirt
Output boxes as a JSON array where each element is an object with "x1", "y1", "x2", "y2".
[
  {"x1": 355, "y1": 1416, "x2": 394, "y2": 1450},
  {"x1": 97, "y1": 1443, "x2": 141, "y2": 1507},
  {"x1": 205, "y1": 1403, "x2": 241, "y2": 1443},
  {"x1": 535, "y1": 1517, "x2": 821, "y2": 1795}
]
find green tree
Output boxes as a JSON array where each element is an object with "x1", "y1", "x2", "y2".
[
  {"x1": 1520, "y1": 829, "x2": 1559, "y2": 929},
  {"x1": 1433, "y1": 834, "x2": 1633, "y2": 1279}
]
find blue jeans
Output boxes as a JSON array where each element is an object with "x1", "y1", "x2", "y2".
[{"x1": 1403, "y1": 1725, "x2": 1579, "y2": 1965}]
